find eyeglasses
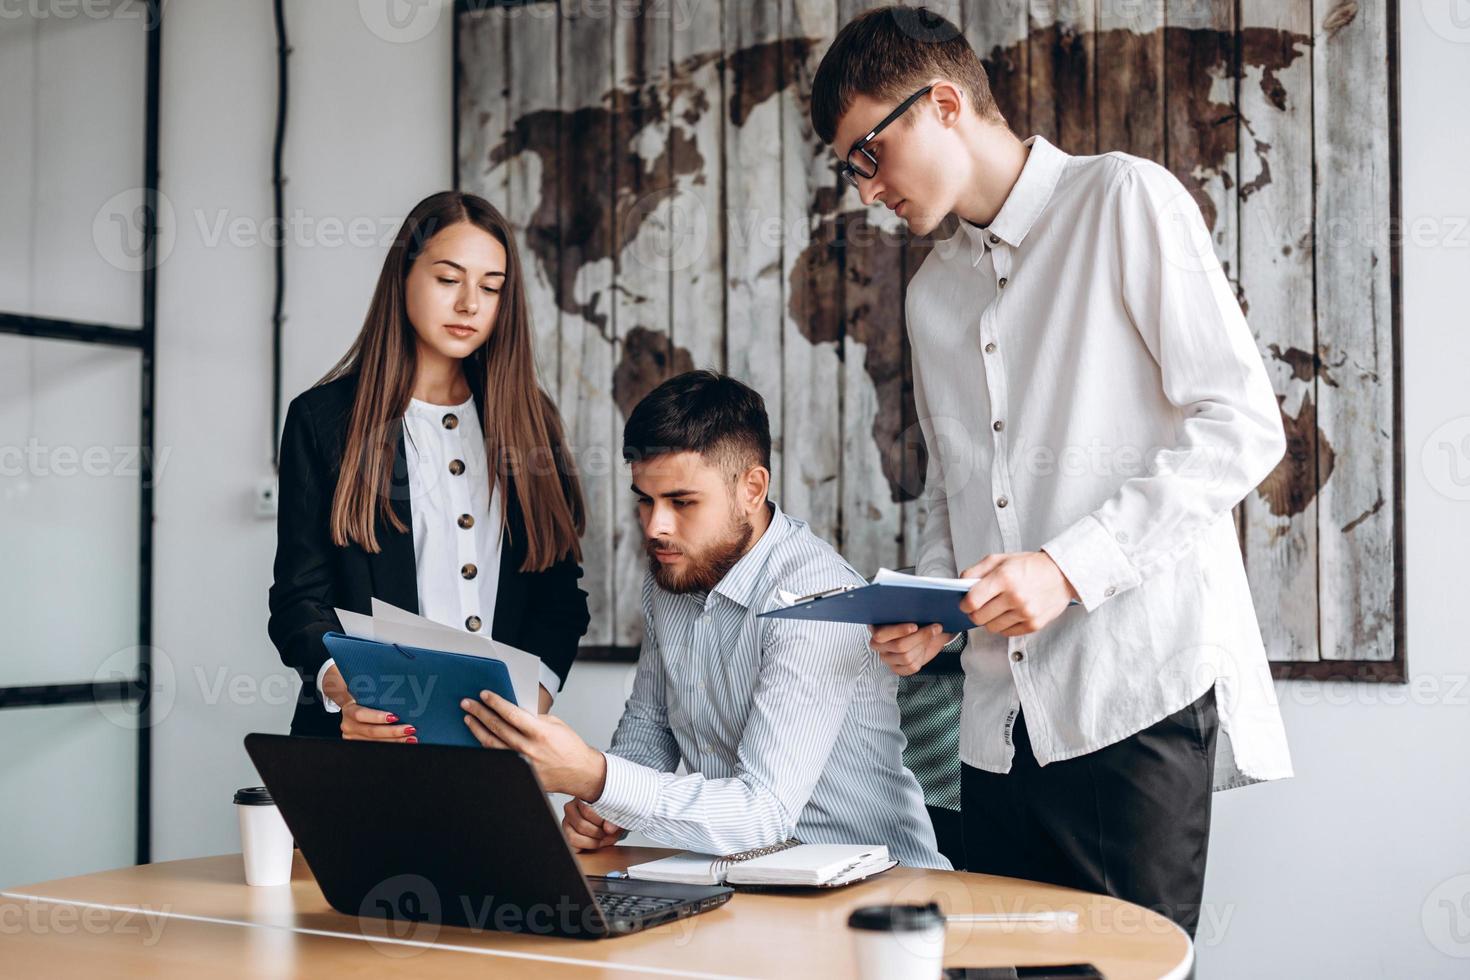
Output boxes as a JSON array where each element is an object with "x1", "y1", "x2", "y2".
[{"x1": 835, "y1": 85, "x2": 934, "y2": 188}]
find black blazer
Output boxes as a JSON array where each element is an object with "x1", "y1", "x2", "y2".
[{"x1": 267, "y1": 374, "x2": 590, "y2": 738}]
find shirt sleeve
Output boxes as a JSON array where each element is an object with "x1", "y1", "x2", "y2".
[
  {"x1": 591, "y1": 610, "x2": 873, "y2": 856},
  {"x1": 1041, "y1": 160, "x2": 1287, "y2": 611},
  {"x1": 537, "y1": 661, "x2": 563, "y2": 699},
  {"x1": 907, "y1": 318, "x2": 959, "y2": 581},
  {"x1": 317, "y1": 657, "x2": 341, "y2": 713}
]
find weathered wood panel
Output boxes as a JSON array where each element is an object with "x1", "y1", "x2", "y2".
[
  {"x1": 1096, "y1": 0, "x2": 1164, "y2": 160},
  {"x1": 557, "y1": 0, "x2": 616, "y2": 647},
  {"x1": 964, "y1": 0, "x2": 1031, "y2": 135},
  {"x1": 668, "y1": 0, "x2": 725, "y2": 374},
  {"x1": 723, "y1": 0, "x2": 786, "y2": 499},
  {"x1": 457, "y1": 0, "x2": 1401, "y2": 671},
  {"x1": 1165, "y1": 0, "x2": 1239, "y2": 287},
  {"x1": 611, "y1": 0, "x2": 673, "y2": 646},
  {"x1": 511, "y1": 8, "x2": 562, "y2": 392},
  {"x1": 1029, "y1": 0, "x2": 1097, "y2": 155},
  {"x1": 781, "y1": 0, "x2": 843, "y2": 548},
  {"x1": 456, "y1": 6, "x2": 509, "y2": 205},
  {"x1": 834, "y1": 0, "x2": 903, "y2": 579},
  {"x1": 1239, "y1": 0, "x2": 1318, "y2": 661},
  {"x1": 1313, "y1": 0, "x2": 1396, "y2": 661}
]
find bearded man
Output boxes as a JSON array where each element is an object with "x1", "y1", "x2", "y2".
[{"x1": 459, "y1": 369, "x2": 946, "y2": 869}]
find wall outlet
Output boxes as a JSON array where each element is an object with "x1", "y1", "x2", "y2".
[{"x1": 256, "y1": 477, "x2": 279, "y2": 518}]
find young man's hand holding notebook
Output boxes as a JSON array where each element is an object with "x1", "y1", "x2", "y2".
[{"x1": 759, "y1": 567, "x2": 1080, "y2": 635}]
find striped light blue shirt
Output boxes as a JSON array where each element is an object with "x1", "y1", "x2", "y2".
[{"x1": 591, "y1": 502, "x2": 949, "y2": 869}]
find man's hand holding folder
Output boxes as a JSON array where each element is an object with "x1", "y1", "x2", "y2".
[
  {"x1": 870, "y1": 552, "x2": 1080, "y2": 676},
  {"x1": 460, "y1": 690, "x2": 610, "y2": 803}
]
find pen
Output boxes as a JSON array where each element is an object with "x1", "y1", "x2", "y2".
[
  {"x1": 588, "y1": 871, "x2": 629, "y2": 880},
  {"x1": 945, "y1": 910, "x2": 1079, "y2": 927}
]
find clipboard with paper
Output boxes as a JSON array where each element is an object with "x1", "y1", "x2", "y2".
[{"x1": 756, "y1": 568, "x2": 978, "y2": 634}]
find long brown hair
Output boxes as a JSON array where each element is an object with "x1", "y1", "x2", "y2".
[{"x1": 319, "y1": 191, "x2": 584, "y2": 571}]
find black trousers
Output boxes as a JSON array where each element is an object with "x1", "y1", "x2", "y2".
[
  {"x1": 960, "y1": 688, "x2": 1218, "y2": 937},
  {"x1": 926, "y1": 804, "x2": 966, "y2": 870}
]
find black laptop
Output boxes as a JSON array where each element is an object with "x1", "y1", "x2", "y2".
[{"x1": 243, "y1": 733, "x2": 733, "y2": 939}]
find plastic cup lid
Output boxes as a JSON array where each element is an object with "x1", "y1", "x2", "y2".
[
  {"x1": 233, "y1": 786, "x2": 274, "y2": 806},
  {"x1": 847, "y1": 902, "x2": 945, "y2": 932}
]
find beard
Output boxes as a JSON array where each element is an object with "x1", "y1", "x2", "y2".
[{"x1": 646, "y1": 507, "x2": 755, "y2": 595}]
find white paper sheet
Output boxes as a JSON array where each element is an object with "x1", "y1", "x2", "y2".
[
  {"x1": 871, "y1": 567, "x2": 978, "y2": 591},
  {"x1": 332, "y1": 608, "x2": 377, "y2": 640},
  {"x1": 367, "y1": 599, "x2": 544, "y2": 713}
]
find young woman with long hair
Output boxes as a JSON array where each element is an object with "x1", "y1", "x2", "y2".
[{"x1": 268, "y1": 191, "x2": 589, "y2": 740}]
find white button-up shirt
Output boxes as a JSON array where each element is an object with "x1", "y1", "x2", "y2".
[
  {"x1": 319, "y1": 395, "x2": 561, "y2": 709},
  {"x1": 906, "y1": 135, "x2": 1293, "y2": 790}
]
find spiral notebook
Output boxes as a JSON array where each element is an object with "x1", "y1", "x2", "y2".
[{"x1": 627, "y1": 840, "x2": 895, "y2": 888}]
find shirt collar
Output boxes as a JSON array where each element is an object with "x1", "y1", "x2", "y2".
[
  {"x1": 957, "y1": 134, "x2": 1068, "y2": 258},
  {"x1": 406, "y1": 392, "x2": 475, "y2": 420},
  {"x1": 708, "y1": 500, "x2": 789, "y2": 610}
]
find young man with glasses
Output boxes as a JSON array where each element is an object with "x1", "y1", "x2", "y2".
[{"x1": 809, "y1": 6, "x2": 1293, "y2": 937}]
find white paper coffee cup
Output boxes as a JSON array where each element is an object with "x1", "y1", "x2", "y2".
[
  {"x1": 848, "y1": 902, "x2": 946, "y2": 980},
  {"x1": 235, "y1": 786, "x2": 294, "y2": 886}
]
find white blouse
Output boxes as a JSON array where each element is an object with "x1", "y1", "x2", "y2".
[
  {"x1": 402, "y1": 394, "x2": 504, "y2": 642},
  {"x1": 318, "y1": 394, "x2": 560, "y2": 711}
]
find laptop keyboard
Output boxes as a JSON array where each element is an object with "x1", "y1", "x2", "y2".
[{"x1": 594, "y1": 892, "x2": 686, "y2": 919}]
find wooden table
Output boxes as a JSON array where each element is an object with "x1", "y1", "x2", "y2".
[{"x1": 1, "y1": 848, "x2": 1192, "y2": 978}]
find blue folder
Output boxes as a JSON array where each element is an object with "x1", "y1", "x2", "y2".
[
  {"x1": 322, "y1": 632, "x2": 517, "y2": 747},
  {"x1": 757, "y1": 583, "x2": 975, "y2": 635}
]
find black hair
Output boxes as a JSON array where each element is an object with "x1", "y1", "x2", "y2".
[{"x1": 622, "y1": 370, "x2": 772, "y2": 477}]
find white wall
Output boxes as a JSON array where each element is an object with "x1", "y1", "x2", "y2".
[
  {"x1": 7, "y1": 0, "x2": 1464, "y2": 974},
  {"x1": 148, "y1": 0, "x2": 456, "y2": 860}
]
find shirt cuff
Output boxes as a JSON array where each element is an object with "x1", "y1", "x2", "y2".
[
  {"x1": 588, "y1": 752, "x2": 658, "y2": 830},
  {"x1": 537, "y1": 661, "x2": 563, "y2": 700},
  {"x1": 316, "y1": 658, "x2": 341, "y2": 714},
  {"x1": 1040, "y1": 514, "x2": 1142, "y2": 613}
]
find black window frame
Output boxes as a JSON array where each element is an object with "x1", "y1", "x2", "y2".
[{"x1": 0, "y1": 0, "x2": 163, "y2": 866}]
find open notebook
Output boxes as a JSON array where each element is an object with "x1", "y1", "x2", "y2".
[{"x1": 627, "y1": 840, "x2": 896, "y2": 888}]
